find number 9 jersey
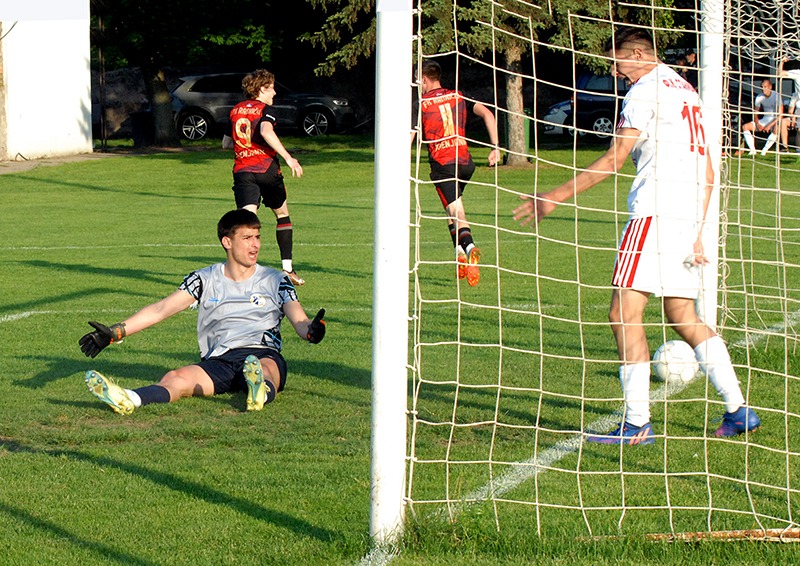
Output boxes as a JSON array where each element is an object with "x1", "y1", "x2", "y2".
[{"x1": 229, "y1": 100, "x2": 278, "y2": 174}]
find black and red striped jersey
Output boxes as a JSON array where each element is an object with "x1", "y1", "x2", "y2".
[
  {"x1": 420, "y1": 87, "x2": 473, "y2": 166},
  {"x1": 229, "y1": 100, "x2": 278, "y2": 173}
]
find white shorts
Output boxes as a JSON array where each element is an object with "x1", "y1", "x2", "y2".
[
  {"x1": 611, "y1": 216, "x2": 700, "y2": 299},
  {"x1": 757, "y1": 116, "x2": 777, "y2": 130}
]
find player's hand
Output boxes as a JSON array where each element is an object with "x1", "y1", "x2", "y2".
[
  {"x1": 513, "y1": 193, "x2": 557, "y2": 228},
  {"x1": 689, "y1": 239, "x2": 710, "y2": 267},
  {"x1": 286, "y1": 157, "x2": 303, "y2": 178},
  {"x1": 306, "y1": 309, "x2": 326, "y2": 344},
  {"x1": 488, "y1": 149, "x2": 501, "y2": 167},
  {"x1": 79, "y1": 321, "x2": 125, "y2": 358}
]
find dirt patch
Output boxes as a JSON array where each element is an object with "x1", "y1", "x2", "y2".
[
  {"x1": 0, "y1": 152, "x2": 122, "y2": 175},
  {"x1": 0, "y1": 146, "x2": 215, "y2": 175}
]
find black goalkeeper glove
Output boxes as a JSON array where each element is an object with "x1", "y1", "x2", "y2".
[
  {"x1": 306, "y1": 309, "x2": 326, "y2": 344},
  {"x1": 79, "y1": 321, "x2": 126, "y2": 358}
]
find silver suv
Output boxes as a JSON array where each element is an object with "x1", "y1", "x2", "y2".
[{"x1": 170, "y1": 72, "x2": 356, "y2": 140}]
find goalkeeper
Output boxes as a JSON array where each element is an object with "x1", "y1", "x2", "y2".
[{"x1": 78, "y1": 209, "x2": 327, "y2": 415}]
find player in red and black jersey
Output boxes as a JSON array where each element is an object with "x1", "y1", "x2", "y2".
[
  {"x1": 415, "y1": 60, "x2": 500, "y2": 286},
  {"x1": 222, "y1": 69, "x2": 306, "y2": 286}
]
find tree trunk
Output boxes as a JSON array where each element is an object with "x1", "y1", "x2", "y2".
[
  {"x1": 504, "y1": 45, "x2": 530, "y2": 167},
  {"x1": 141, "y1": 65, "x2": 180, "y2": 148}
]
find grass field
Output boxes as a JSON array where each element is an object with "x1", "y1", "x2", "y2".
[{"x1": 0, "y1": 136, "x2": 798, "y2": 564}]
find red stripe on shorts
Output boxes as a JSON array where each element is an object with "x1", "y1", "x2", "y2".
[{"x1": 612, "y1": 216, "x2": 652, "y2": 288}]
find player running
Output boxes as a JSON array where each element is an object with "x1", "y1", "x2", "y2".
[
  {"x1": 415, "y1": 60, "x2": 501, "y2": 286},
  {"x1": 222, "y1": 69, "x2": 306, "y2": 286},
  {"x1": 79, "y1": 209, "x2": 326, "y2": 415},
  {"x1": 513, "y1": 26, "x2": 760, "y2": 444}
]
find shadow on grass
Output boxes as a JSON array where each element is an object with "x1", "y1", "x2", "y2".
[
  {"x1": 0, "y1": 287, "x2": 152, "y2": 317},
  {"x1": 20, "y1": 259, "x2": 184, "y2": 290},
  {"x1": 8, "y1": 173, "x2": 230, "y2": 203},
  {"x1": 0, "y1": 500, "x2": 157, "y2": 566},
  {"x1": 0, "y1": 438, "x2": 339, "y2": 546}
]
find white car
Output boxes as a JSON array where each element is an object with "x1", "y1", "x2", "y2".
[{"x1": 542, "y1": 99, "x2": 572, "y2": 136}]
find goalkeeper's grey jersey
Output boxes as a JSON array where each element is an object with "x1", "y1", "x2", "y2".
[{"x1": 179, "y1": 263, "x2": 298, "y2": 359}]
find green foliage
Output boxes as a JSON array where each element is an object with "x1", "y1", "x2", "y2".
[
  {"x1": 204, "y1": 24, "x2": 273, "y2": 63},
  {"x1": 302, "y1": 0, "x2": 376, "y2": 76},
  {"x1": 455, "y1": 0, "x2": 552, "y2": 57},
  {"x1": 545, "y1": 0, "x2": 684, "y2": 73}
]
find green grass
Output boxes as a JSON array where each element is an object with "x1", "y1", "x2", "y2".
[{"x1": 0, "y1": 136, "x2": 798, "y2": 564}]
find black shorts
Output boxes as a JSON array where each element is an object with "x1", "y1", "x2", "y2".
[
  {"x1": 232, "y1": 160, "x2": 287, "y2": 210},
  {"x1": 429, "y1": 157, "x2": 476, "y2": 207},
  {"x1": 196, "y1": 347, "x2": 287, "y2": 395}
]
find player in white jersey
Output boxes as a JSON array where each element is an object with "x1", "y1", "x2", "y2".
[
  {"x1": 778, "y1": 57, "x2": 800, "y2": 148},
  {"x1": 779, "y1": 58, "x2": 800, "y2": 127},
  {"x1": 78, "y1": 209, "x2": 327, "y2": 415},
  {"x1": 739, "y1": 78, "x2": 786, "y2": 155},
  {"x1": 513, "y1": 26, "x2": 760, "y2": 444}
]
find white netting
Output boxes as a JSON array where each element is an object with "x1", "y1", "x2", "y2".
[{"x1": 405, "y1": 0, "x2": 800, "y2": 537}]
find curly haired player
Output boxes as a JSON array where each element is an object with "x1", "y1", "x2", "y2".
[
  {"x1": 222, "y1": 69, "x2": 306, "y2": 286},
  {"x1": 79, "y1": 209, "x2": 326, "y2": 415}
]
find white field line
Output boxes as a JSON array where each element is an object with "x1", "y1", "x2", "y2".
[
  {"x1": 0, "y1": 311, "x2": 54, "y2": 323},
  {"x1": 0, "y1": 309, "x2": 142, "y2": 325},
  {"x1": 3, "y1": 242, "x2": 371, "y2": 252}
]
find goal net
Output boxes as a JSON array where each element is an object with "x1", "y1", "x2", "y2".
[{"x1": 389, "y1": 0, "x2": 800, "y2": 540}]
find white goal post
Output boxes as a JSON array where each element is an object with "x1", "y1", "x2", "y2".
[{"x1": 370, "y1": 0, "x2": 413, "y2": 545}]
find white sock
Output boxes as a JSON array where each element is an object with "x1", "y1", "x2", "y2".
[
  {"x1": 125, "y1": 389, "x2": 142, "y2": 408},
  {"x1": 761, "y1": 132, "x2": 777, "y2": 155},
  {"x1": 743, "y1": 130, "x2": 756, "y2": 152},
  {"x1": 620, "y1": 362, "x2": 651, "y2": 427},
  {"x1": 694, "y1": 336, "x2": 745, "y2": 413},
  {"x1": 282, "y1": 259, "x2": 293, "y2": 272}
]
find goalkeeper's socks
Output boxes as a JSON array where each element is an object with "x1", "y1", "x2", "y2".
[{"x1": 132, "y1": 384, "x2": 171, "y2": 406}]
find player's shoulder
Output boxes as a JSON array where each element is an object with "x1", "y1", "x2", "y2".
[
  {"x1": 189, "y1": 263, "x2": 221, "y2": 280},
  {"x1": 254, "y1": 264, "x2": 287, "y2": 285}
]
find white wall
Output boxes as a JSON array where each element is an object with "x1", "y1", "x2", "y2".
[{"x1": 0, "y1": 1, "x2": 92, "y2": 159}]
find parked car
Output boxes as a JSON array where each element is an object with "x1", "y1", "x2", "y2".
[
  {"x1": 170, "y1": 72, "x2": 356, "y2": 140},
  {"x1": 541, "y1": 99, "x2": 571, "y2": 136},
  {"x1": 542, "y1": 72, "x2": 630, "y2": 139}
]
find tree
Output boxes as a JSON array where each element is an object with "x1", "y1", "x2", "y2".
[
  {"x1": 302, "y1": 0, "x2": 376, "y2": 77},
  {"x1": 92, "y1": 0, "x2": 273, "y2": 146},
  {"x1": 304, "y1": 0, "x2": 683, "y2": 165}
]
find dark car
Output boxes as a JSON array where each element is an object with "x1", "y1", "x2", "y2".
[
  {"x1": 170, "y1": 72, "x2": 356, "y2": 140},
  {"x1": 572, "y1": 72, "x2": 629, "y2": 138},
  {"x1": 542, "y1": 72, "x2": 629, "y2": 140}
]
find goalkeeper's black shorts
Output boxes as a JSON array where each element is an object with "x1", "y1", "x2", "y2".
[{"x1": 198, "y1": 346, "x2": 287, "y2": 395}]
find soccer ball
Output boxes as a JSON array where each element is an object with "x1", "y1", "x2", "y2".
[{"x1": 652, "y1": 340, "x2": 699, "y2": 384}]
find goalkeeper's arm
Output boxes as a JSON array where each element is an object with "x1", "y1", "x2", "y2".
[
  {"x1": 78, "y1": 289, "x2": 197, "y2": 358},
  {"x1": 285, "y1": 302, "x2": 326, "y2": 344}
]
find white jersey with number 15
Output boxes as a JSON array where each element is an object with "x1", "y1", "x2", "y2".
[{"x1": 617, "y1": 63, "x2": 706, "y2": 223}]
